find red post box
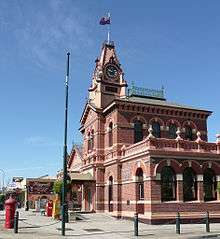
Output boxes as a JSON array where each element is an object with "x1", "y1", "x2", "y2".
[
  {"x1": 46, "y1": 200, "x2": 53, "y2": 217},
  {"x1": 5, "y1": 196, "x2": 16, "y2": 228}
]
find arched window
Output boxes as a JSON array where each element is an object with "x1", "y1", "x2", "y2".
[
  {"x1": 134, "y1": 121, "x2": 143, "y2": 143},
  {"x1": 152, "y1": 122, "x2": 161, "y2": 138},
  {"x1": 185, "y1": 126, "x2": 193, "y2": 141},
  {"x1": 108, "y1": 176, "x2": 113, "y2": 212},
  {"x1": 161, "y1": 166, "x2": 176, "y2": 201},
  {"x1": 183, "y1": 167, "x2": 197, "y2": 201},
  {"x1": 169, "y1": 124, "x2": 177, "y2": 139},
  {"x1": 204, "y1": 168, "x2": 217, "y2": 201},
  {"x1": 87, "y1": 132, "x2": 91, "y2": 151},
  {"x1": 88, "y1": 131, "x2": 94, "y2": 151},
  {"x1": 91, "y1": 130, "x2": 94, "y2": 149},
  {"x1": 136, "y1": 168, "x2": 144, "y2": 200},
  {"x1": 109, "y1": 176, "x2": 113, "y2": 201},
  {"x1": 109, "y1": 122, "x2": 113, "y2": 147}
]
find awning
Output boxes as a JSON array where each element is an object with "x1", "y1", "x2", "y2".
[{"x1": 69, "y1": 172, "x2": 95, "y2": 182}]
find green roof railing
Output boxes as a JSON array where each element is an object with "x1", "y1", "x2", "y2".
[{"x1": 128, "y1": 82, "x2": 165, "y2": 100}]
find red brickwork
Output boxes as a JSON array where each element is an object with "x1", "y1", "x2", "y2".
[{"x1": 68, "y1": 42, "x2": 220, "y2": 223}]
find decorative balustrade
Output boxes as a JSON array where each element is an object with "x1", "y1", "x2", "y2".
[
  {"x1": 178, "y1": 140, "x2": 198, "y2": 151},
  {"x1": 124, "y1": 140, "x2": 149, "y2": 157},
  {"x1": 203, "y1": 143, "x2": 217, "y2": 152},
  {"x1": 123, "y1": 135, "x2": 220, "y2": 158},
  {"x1": 150, "y1": 138, "x2": 177, "y2": 150}
]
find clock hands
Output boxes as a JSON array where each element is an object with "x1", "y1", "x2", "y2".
[{"x1": 106, "y1": 65, "x2": 118, "y2": 78}]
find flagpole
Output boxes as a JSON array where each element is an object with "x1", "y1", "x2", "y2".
[
  {"x1": 107, "y1": 12, "x2": 110, "y2": 44},
  {"x1": 61, "y1": 52, "x2": 70, "y2": 236}
]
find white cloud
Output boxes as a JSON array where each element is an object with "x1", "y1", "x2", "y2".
[
  {"x1": 0, "y1": 0, "x2": 95, "y2": 69},
  {"x1": 24, "y1": 136, "x2": 59, "y2": 147}
]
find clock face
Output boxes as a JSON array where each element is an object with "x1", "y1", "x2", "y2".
[{"x1": 106, "y1": 65, "x2": 119, "y2": 79}]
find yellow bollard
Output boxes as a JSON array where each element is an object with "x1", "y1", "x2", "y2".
[{"x1": 52, "y1": 194, "x2": 61, "y2": 220}]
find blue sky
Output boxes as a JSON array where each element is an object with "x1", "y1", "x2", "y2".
[{"x1": 0, "y1": 1, "x2": 220, "y2": 184}]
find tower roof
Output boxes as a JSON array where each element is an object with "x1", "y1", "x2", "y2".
[{"x1": 96, "y1": 41, "x2": 120, "y2": 68}]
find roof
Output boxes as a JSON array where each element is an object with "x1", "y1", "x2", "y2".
[
  {"x1": 74, "y1": 144, "x2": 83, "y2": 158},
  {"x1": 26, "y1": 177, "x2": 56, "y2": 182},
  {"x1": 69, "y1": 172, "x2": 95, "y2": 181},
  {"x1": 116, "y1": 96, "x2": 212, "y2": 113},
  {"x1": 68, "y1": 144, "x2": 83, "y2": 170},
  {"x1": 80, "y1": 102, "x2": 100, "y2": 125}
]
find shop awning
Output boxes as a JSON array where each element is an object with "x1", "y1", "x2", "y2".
[{"x1": 69, "y1": 172, "x2": 95, "y2": 182}]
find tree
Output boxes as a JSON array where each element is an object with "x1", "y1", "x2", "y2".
[
  {"x1": 52, "y1": 179, "x2": 71, "y2": 195},
  {"x1": 53, "y1": 180, "x2": 63, "y2": 195}
]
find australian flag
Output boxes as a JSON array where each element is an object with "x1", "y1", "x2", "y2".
[{"x1": 99, "y1": 16, "x2": 110, "y2": 25}]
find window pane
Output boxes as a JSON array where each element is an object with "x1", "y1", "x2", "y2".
[
  {"x1": 109, "y1": 123, "x2": 113, "y2": 146},
  {"x1": 88, "y1": 133, "x2": 91, "y2": 151},
  {"x1": 185, "y1": 126, "x2": 193, "y2": 141},
  {"x1": 91, "y1": 131, "x2": 94, "y2": 149},
  {"x1": 204, "y1": 169, "x2": 217, "y2": 201},
  {"x1": 169, "y1": 124, "x2": 177, "y2": 139},
  {"x1": 109, "y1": 177, "x2": 113, "y2": 201},
  {"x1": 136, "y1": 168, "x2": 144, "y2": 200},
  {"x1": 134, "y1": 121, "x2": 143, "y2": 143},
  {"x1": 161, "y1": 166, "x2": 176, "y2": 201},
  {"x1": 139, "y1": 183, "x2": 144, "y2": 200},
  {"x1": 183, "y1": 168, "x2": 197, "y2": 201},
  {"x1": 152, "y1": 122, "x2": 161, "y2": 138}
]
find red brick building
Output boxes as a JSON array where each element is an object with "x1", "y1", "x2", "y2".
[{"x1": 68, "y1": 41, "x2": 220, "y2": 223}]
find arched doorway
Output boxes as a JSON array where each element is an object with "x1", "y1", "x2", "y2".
[
  {"x1": 136, "y1": 168, "x2": 144, "y2": 214},
  {"x1": 183, "y1": 167, "x2": 197, "y2": 201},
  {"x1": 204, "y1": 168, "x2": 217, "y2": 201},
  {"x1": 108, "y1": 176, "x2": 113, "y2": 212}
]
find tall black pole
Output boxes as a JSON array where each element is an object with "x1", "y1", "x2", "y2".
[{"x1": 62, "y1": 52, "x2": 70, "y2": 236}]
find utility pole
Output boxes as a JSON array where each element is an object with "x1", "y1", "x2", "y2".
[{"x1": 61, "y1": 52, "x2": 70, "y2": 236}]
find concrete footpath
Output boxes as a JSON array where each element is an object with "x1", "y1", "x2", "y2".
[{"x1": 1, "y1": 209, "x2": 220, "y2": 239}]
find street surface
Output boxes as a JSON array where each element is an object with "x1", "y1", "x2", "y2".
[{"x1": 1, "y1": 209, "x2": 220, "y2": 238}]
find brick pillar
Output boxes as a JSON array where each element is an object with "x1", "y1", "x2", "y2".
[
  {"x1": 95, "y1": 167, "x2": 105, "y2": 212},
  {"x1": 115, "y1": 164, "x2": 122, "y2": 217},
  {"x1": 151, "y1": 174, "x2": 161, "y2": 202},
  {"x1": 144, "y1": 179, "x2": 152, "y2": 218},
  {"x1": 197, "y1": 175, "x2": 204, "y2": 202},
  {"x1": 176, "y1": 174, "x2": 183, "y2": 202}
]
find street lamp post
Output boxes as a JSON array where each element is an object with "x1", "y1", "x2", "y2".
[
  {"x1": 61, "y1": 52, "x2": 70, "y2": 236},
  {"x1": 0, "y1": 169, "x2": 5, "y2": 193}
]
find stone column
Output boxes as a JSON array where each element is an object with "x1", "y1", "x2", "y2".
[
  {"x1": 197, "y1": 175, "x2": 204, "y2": 202},
  {"x1": 81, "y1": 184, "x2": 86, "y2": 211},
  {"x1": 176, "y1": 174, "x2": 183, "y2": 202}
]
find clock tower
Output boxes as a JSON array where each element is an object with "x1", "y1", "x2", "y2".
[{"x1": 88, "y1": 41, "x2": 127, "y2": 109}]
